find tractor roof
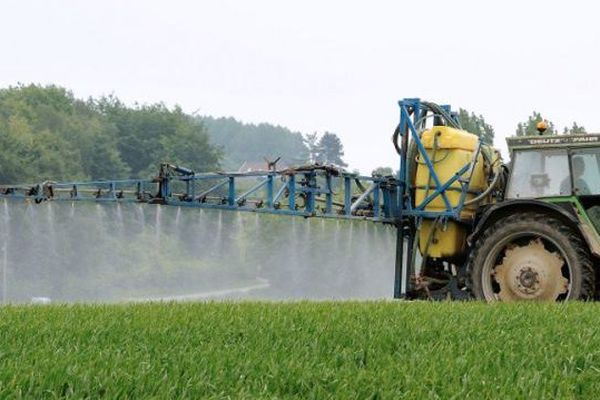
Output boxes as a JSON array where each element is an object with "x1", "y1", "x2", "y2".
[{"x1": 506, "y1": 134, "x2": 600, "y2": 151}]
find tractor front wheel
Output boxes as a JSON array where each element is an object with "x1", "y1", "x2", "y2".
[{"x1": 468, "y1": 212, "x2": 594, "y2": 301}]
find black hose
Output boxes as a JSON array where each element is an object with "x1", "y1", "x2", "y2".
[
  {"x1": 393, "y1": 124, "x2": 402, "y2": 155},
  {"x1": 392, "y1": 101, "x2": 461, "y2": 156},
  {"x1": 421, "y1": 102, "x2": 462, "y2": 129}
]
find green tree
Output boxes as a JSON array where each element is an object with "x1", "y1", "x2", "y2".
[
  {"x1": 0, "y1": 84, "x2": 222, "y2": 183},
  {"x1": 74, "y1": 100, "x2": 130, "y2": 179},
  {"x1": 202, "y1": 116, "x2": 309, "y2": 170},
  {"x1": 515, "y1": 112, "x2": 556, "y2": 136},
  {"x1": 161, "y1": 117, "x2": 222, "y2": 172},
  {"x1": 304, "y1": 132, "x2": 320, "y2": 164},
  {"x1": 371, "y1": 166, "x2": 394, "y2": 177},
  {"x1": 0, "y1": 114, "x2": 36, "y2": 183},
  {"x1": 317, "y1": 132, "x2": 347, "y2": 167},
  {"x1": 94, "y1": 98, "x2": 221, "y2": 177},
  {"x1": 0, "y1": 84, "x2": 91, "y2": 182},
  {"x1": 563, "y1": 122, "x2": 587, "y2": 135},
  {"x1": 457, "y1": 109, "x2": 495, "y2": 145}
]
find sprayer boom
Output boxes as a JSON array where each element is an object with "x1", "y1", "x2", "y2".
[{"x1": 0, "y1": 164, "x2": 400, "y2": 223}]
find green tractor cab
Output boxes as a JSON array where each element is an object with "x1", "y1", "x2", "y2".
[{"x1": 467, "y1": 134, "x2": 600, "y2": 301}]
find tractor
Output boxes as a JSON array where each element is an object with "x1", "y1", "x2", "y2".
[{"x1": 394, "y1": 99, "x2": 600, "y2": 302}]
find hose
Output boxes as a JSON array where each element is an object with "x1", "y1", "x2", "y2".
[
  {"x1": 392, "y1": 101, "x2": 505, "y2": 208},
  {"x1": 393, "y1": 124, "x2": 403, "y2": 155},
  {"x1": 421, "y1": 102, "x2": 462, "y2": 129},
  {"x1": 393, "y1": 101, "x2": 461, "y2": 156},
  {"x1": 415, "y1": 148, "x2": 450, "y2": 165},
  {"x1": 423, "y1": 134, "x2": 439, "y2": 200},
  {"x1": 463, "y1": 156, "x2": 504, "y2": 206}
]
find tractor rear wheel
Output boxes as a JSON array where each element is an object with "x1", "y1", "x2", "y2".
[{"x1": 469, "y1": 212, "x2": 594, "y2": 301}]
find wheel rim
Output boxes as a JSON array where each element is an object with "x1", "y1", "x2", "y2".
[{"x1": 480, "y1": 233, "x2": 572, "y2": 301}]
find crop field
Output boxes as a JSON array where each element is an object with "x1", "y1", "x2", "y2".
[{"x1": 1, "y1": 302, "x2": 600, "y2": 399}]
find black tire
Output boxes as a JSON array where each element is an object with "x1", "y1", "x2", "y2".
[{"x1": 468, "y1": 211, "x2": 594, "y2": 301}]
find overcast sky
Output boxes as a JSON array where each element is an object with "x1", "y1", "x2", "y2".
[{"x1": 1, "y1": 0, "x2": 599, "y2": 173}]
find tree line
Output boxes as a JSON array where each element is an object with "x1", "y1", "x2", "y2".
[
  {"x1": 0, "y1": 84, "x2": 221, "y2": 183},
  {"x1": 0, "y1": 84, "x2": 348, "y2": 184},
  {"x1": 202, "y1": 117, "x2": 347, "y2": 170},
  {"x1": 1, "y1": 84, "x2": 589, "y2": 183}
]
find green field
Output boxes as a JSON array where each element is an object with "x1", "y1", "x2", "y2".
[{"x1": 1, "y1": 302, "x2": 600, "y2": 399}]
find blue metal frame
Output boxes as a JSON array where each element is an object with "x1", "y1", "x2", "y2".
[
  {"x1": 396, "y1": 99, "x2": 481, "y2": 221},
  {"x1": 393, "y1": 98, "x2": 482, "y2": 298},
  {"x1": 0, "y1": 165, "x2": 400, "y2": 223}
]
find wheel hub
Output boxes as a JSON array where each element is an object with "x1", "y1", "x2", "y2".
[
  {"x1": 494, "y1": 239, "x2": 568, "y2": 301},
  {"x1": 517, "y1": 267, "x2": 539, "y2": 291}
]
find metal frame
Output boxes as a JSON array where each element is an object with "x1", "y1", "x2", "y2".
[
  {"x1": 0, "y1": 164, "x2": 400, "y2": 223},
  {"x1": 393, "y1": 98, "x2": 482, "y2": 298}
]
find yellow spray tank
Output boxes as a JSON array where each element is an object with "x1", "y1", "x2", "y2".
[{"x1": 413, "y1": 126, "x2": 500, "y2": 259}]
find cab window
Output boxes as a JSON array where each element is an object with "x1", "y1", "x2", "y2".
[
  {"x1": 507, "y1": 149, "x2": 571, "y2": 198},
  {"x1": 571, "y1": 149, "x2": 600, "y2": 195}
]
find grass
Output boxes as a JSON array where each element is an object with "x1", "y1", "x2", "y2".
[{"x1": 1, "y1": 302, "x2": 600, "y2": 399}]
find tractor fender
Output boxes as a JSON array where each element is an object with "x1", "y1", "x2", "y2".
[{"x1": 467, "y1": 199, "x2": 598, "y2": 254}]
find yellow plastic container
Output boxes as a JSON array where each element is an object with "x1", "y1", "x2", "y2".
[
  {"x1": 415, "y1": 126, "x2": 487, "y2": 259},
  {"x1": 419, "y1": 220, "x2": 467, "y2": 259}
]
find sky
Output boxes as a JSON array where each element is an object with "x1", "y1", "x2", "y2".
[{"x1": 1, "y1": 0, "x2": 599, "y2": 173}]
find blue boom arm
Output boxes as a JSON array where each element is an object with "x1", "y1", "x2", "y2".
[{"x1": 0, "y1": 163, "x2": 400, "y2": 223}]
